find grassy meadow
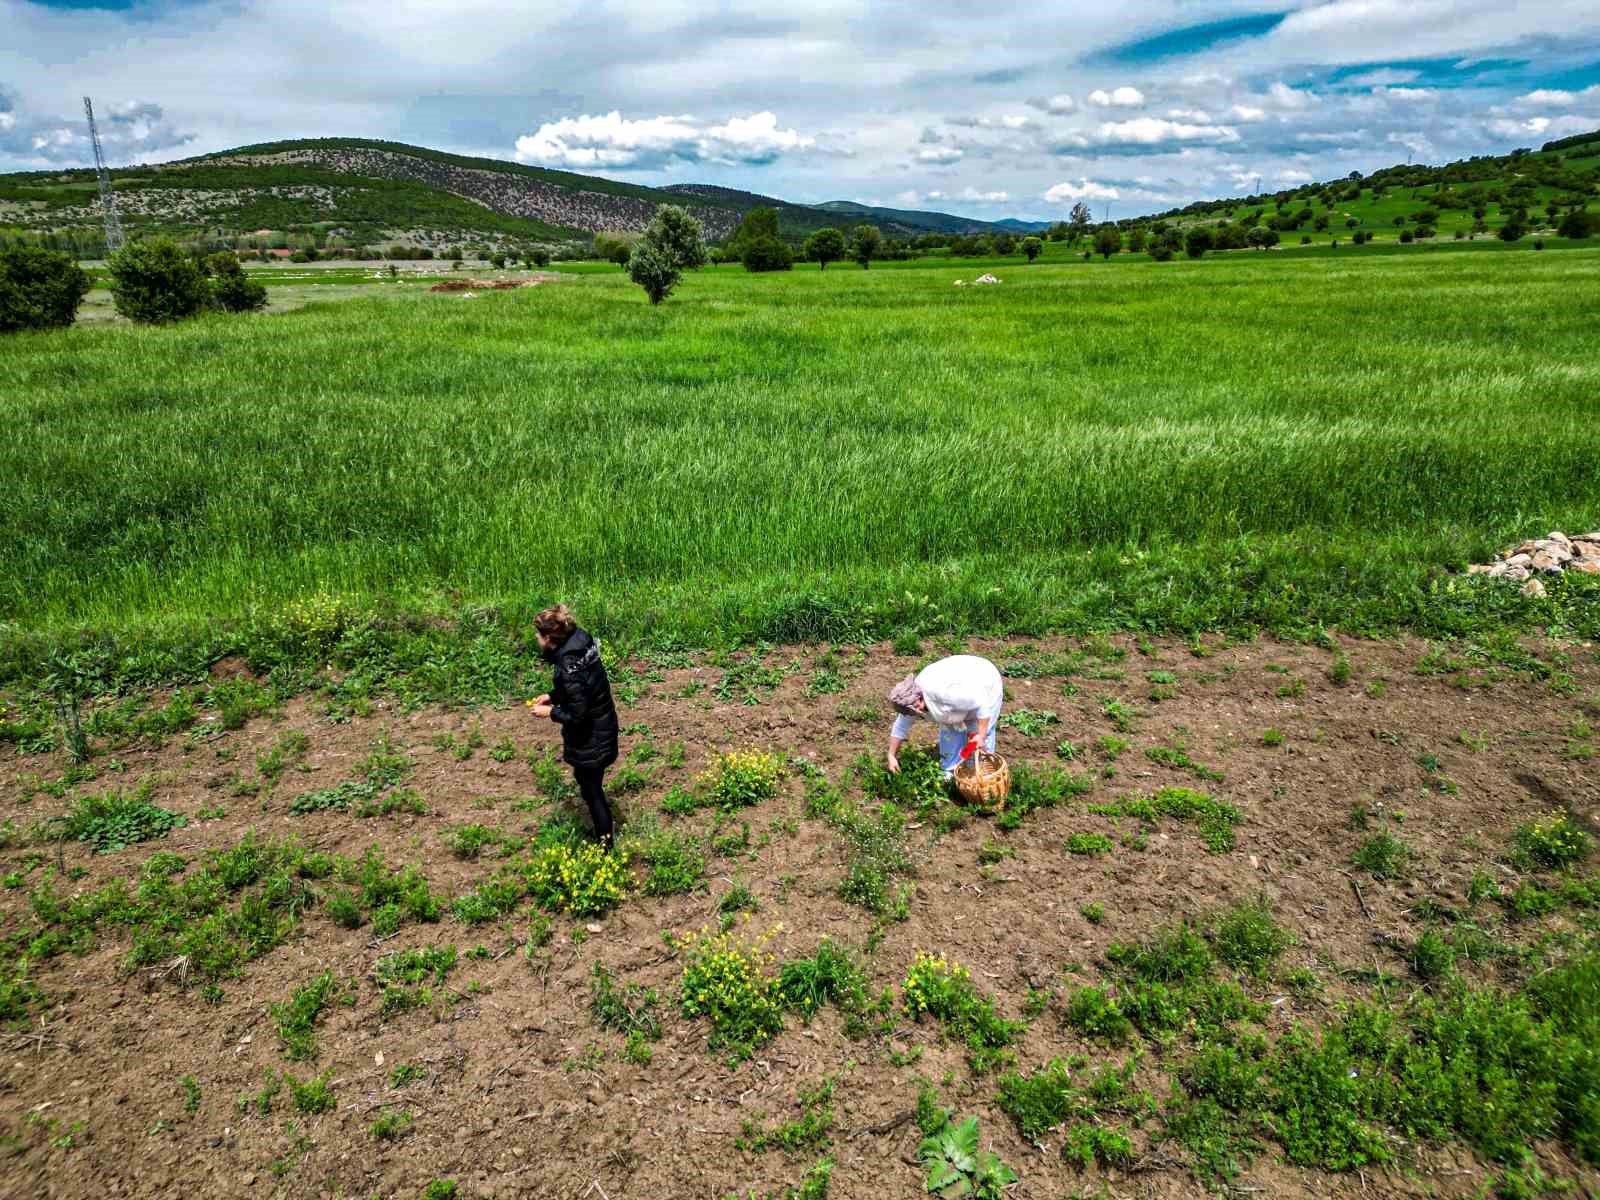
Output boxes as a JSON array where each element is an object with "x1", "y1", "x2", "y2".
[{"x1": 3, "y1": 245, "x2": 1600, "y2": 675}]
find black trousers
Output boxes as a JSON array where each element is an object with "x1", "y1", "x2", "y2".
[{"x1": 572, "y1": 765, "x2": 614, "y2": 843}]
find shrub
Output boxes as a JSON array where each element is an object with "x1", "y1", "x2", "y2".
[
  {"x1": 210, "y1": 267, "x2": 267, "y2": 314},
  {"x1": 678, "y1": 926, "x2": 785, "y2": 1062},
  {"x1": 1557, "y1": 209, "x2": 1594, "y2": 239},
  {"x1": 0, "y1": 245, "x2": 90, "y2": 333},
  {"x1": 108, "y1": 237, "x2": 210, "y2": 323},
  {"x1": 626, "y1": 240, "x2": 679, "y2": 305},
  {"x1": 803, "y1": 227, "x2": 845, "y2": 269},
  {"x1": 742, "y1": 236, "x2": 794, "y2": 272}
]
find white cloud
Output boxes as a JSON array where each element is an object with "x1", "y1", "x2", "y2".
[
  {"x1": 1266, "y1": 81, "x2": 1315, "y2": 110},
  {"x1": 1487, "y1": 116, "x2": 1552, "y2": 137},
  {"x1": 1088, "y1": 86, "x2": 1145, "y2": 108},
  {"x1": 1043, "y1": 178, "x2": 1120, "y2": 203},
  {"x1": 1516, "y1": 86, "x2": 1600, "y2": 107},
  {"x1": 1168, "y1": 108, "x2": 1212, "y2": 122},
  {"x1": 1092, "y1": 117, "x2": 1240, "y2": 147},
  {"x1": 959, "y1": 186, "x2": 1010, "y2": 203},
  {"x1": 1028, "y1": 94, "x2": 1076, "y2": 114},
  {"x1": 916, "y1": 145, "x2": 964, "y2": 164},
  {"x1": 1386, "y1": 130, "x2": 1435, "y2": 158},
  {"x1": 1277, "y1": 167, "x2": 1313, "y2": 182},
  {"x1": 1372, "y1": 86, "x2": 1438, "y2": 103},
  {"x1": 1230, "y1": 105, "x2": 1267, "y2": 122},
  {"x1": 513, "y1": 109, "x2": 815, "y2": 169}
]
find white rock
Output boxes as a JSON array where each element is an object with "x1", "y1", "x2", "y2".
[
  {"x1": 1573, "y1": 541, "x2": 1600, "y2": 560},
  {"x1": 974, "y1": 273, "x2": 1002, "y2": 285},
  {"x1": 1506, "y1": 553, "x2": 1532, "y2": 568},
  {"x1": 1521, "y1": 578, "x2": 1547, "y2": 598},
  {"x1": 1571, "y1": 560, "x2": 1600, "y2": 575},
  {"x1": 1532, "y1": 550, "x2": 1567, "y2": 572},
  {"x1": 1549, "y1": 531, "x2": 1571, "y2": 546},
  {"x1": 1504, "y1": 565, "x2": 1531, "y2": 581}
]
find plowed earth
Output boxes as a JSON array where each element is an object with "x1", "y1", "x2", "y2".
[{"x1": 1, "y1": 634, "x2": 1596, "y2": 1200}]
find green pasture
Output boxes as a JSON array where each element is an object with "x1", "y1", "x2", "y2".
[{"x1": 3, "y1": 246, "x2": 1599, "y2": 670}]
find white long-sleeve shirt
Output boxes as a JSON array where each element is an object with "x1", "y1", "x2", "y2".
[{"x1": 890, "y1": 655, "x2": 1004, "y2": 740}]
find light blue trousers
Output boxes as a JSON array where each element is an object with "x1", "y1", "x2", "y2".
[{"x1": 937, "y1": 702, "x2": 1002, "y2": 775}]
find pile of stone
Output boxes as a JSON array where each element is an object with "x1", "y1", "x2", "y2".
[
  {"x1": 973, "y1": 273, "x2": 1002, "y2": 285},
  {"x1": 1468, "y1": 531, "x2": 1600, "y2": 596}
]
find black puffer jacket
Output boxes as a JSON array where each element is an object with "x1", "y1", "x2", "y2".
[{"x1": 545, "y1": 628, "x2": 619, "y2": 770}]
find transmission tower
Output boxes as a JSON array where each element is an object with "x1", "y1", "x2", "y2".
[{"x1": 82, "y1": 96, "x2": 125, "y2": 254}]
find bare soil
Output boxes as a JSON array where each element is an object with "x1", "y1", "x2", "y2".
[{"x1": 1, "y1": 634, "x2": 1596, "y2": 1200}]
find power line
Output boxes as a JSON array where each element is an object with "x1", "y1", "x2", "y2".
[{"x1": 83, "y1": 96, "x2": 125, "y2": 254}]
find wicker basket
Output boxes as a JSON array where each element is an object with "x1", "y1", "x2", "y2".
[{"x1": 953, "y1": 751, "x2": 1010, "y2": 811}]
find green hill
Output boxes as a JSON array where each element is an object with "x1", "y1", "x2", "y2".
[{"x1": 1126, "y1": 129, "x2": 1600, "y2": 248}]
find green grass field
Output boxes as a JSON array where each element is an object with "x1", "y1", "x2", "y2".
[{"x1": 3, "y1": 246, "x2": 1599, "y2": 675}]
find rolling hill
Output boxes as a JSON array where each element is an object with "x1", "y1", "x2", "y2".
[
  {"x1": 1, "y1": 128, "x2": 1595, "y2": 258},
  {"x1": 0, "y1": 137, "x2": 1022, "y2": 257}
]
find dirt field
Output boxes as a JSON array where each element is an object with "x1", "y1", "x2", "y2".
[{"x1": 1, "y1": 634, "x2": 1596, "y2": 1200}]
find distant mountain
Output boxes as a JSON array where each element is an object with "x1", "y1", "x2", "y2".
[
  {"x1": 810, "y1": 200, "x2": 1014, "y2": 236},
  {"x1": 991, "y1": 218, "x2": 1053, "y2": 233}
]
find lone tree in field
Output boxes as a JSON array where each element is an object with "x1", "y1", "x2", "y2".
[
  {"x1": 0, "y1": 245, "x2": 90, "y2": 334},
  {"x1": 849, "y1": 224, "x2": 883, "y2": 269},
  {"x1": 626, "y1": 205, "x2": 707, "y2": 304},
  {"x1": 1021, "y1": 236, "x2": 1042, "y2": 263},
  {"x1": 108, "y1": 237, "x2": 210, "y2": 324},
  {"x1": 1093, "y1": 226, "x2": 1122, "y2": 260},
  {"x1": 1184, "y1": 227, "x2": 1213, "y2": 260},
  {"x1": 1066, "y1": 202, "x2": 1094, "y2": 245},
  {"x1": 644, "y1": 205, "x2": 708, "y2": 271},
  {"x1": 804, "y1": 227, "x2": 846, "y2": 270}
]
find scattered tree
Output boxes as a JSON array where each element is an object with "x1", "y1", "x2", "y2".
[
  {"x1": 107, "y1": 237, "x2": 211, "y2": 324},
  {"x1": 530, "y1": 247, "x2": 552, "y2": 268},
  {"x1": 1021, "y1": 236, "x2": 1042, "y2": 263},
  {"x1": 1184, "y1": 227, "x2": 1213, "y2": 260},
  {"x1": 849, "y1": 224, "x2": 883, "y2": 269},
  {"x1": 1126, "y1": 228, "x2": 1148, "y2": 254},
  {"x1": 992, "y1": 232, "x2": 1017, "y2": 256},
  {"x1": 1066, "y1": 202, "x2": 1093, "y2": 245},
  {"x1": 803, "y1": 227, "x2": 846, "y2": 270},
  {"x1": 1498, "y1": 213, "x2": 1527, "y2": 242},
  {"x1": 625, "y1": 205, "x2": 707, "y2": 304},
  {"x1": 0, "y1": 245, "x2": 90, "y2": 334},
  {"x1": 1246, "y1": 226, "x2": 1280, "y2": 250},
  {"x1": 741, "y1": 237, "x2": 793, "y2": 272},
  {"x1": 1557, "y1": 209, "x2": 1594, "y2": 239},
  {"x1": 1093, "y1": 226, "x2": 1122, "y2": 260},
  {"x1": 644, "y1": 205, "x2": 708, "y2": 271}
]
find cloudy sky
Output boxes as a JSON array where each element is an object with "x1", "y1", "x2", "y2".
[{"x1": 3, "y1": 0, "x2": 1599, "y2": 220}]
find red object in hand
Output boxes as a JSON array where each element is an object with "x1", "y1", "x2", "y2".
[{"x1": 960, "y1": 736, "x2": 980, "y2": 762}]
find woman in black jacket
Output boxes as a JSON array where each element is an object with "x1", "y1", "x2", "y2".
[{"x1": 527, "y1": 605, "x2": 620, "y2": 844}]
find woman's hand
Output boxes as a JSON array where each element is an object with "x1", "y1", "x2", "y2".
[
  {"x1": 529, "y1": 701, "x2": 554, "y2": 719},
  {"x1": 887, "y1": 750, "x2": 901, "y2": 774}
]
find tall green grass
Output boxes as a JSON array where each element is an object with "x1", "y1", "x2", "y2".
[{"x1": 2, "y1": 248, "x2": 1598, "y2": 660}]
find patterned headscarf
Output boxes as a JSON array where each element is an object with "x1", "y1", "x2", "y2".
[{"x1": 887, "y1": 674, "x2": 923, "y2": 716}]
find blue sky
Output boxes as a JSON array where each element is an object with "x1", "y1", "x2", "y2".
[{"x1": 3, "y1": 0, "x2": 1598, "y2": 220}]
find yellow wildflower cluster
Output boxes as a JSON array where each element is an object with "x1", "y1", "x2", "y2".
[
  {"x1": 902, "y1": 951, "x2": 971, "y2": 1021},
  {"x1": 678, "y1": 923, "x2": 785, "y2": 1061},
  {"x1": 701, "y1": 749, "x2": 785, "y2": 811},
  {"x1": 1514, "y1": 810, "x2": 1592, "y2": 869},
  {"x1": 283, "y1": 590, "x2": 351, "y2": 640},
  {"x1": 526, "y1": 842, "x2": 629, "y2": 917}
]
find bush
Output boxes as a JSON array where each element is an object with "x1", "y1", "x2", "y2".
[
  {"x1": 1557, "y1": 210, "x2": 1594, "y2": 239},
  {"x1": 211, "y1": 270, "x2": 268, "y2": 314},
  {"x1": 742, "y1": 236, "x2": 793, "y2": 273},
  {"x1": 108, "y1": 237, "x2": 210, "y2": 324},
  {"x1": 0, "y1": 245, "x2": 90, "y2": 333}
]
